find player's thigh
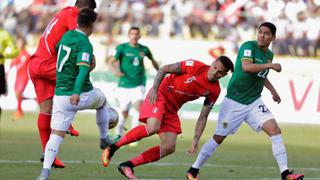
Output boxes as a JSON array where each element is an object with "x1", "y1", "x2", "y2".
[
  {"x1": 51, "y1": 95, "x2": 76, "y2": 131},
  {"x1": 115, "y1": 87, "x2": 131, "y2": 112},
  {"x1": 215, "y1": 97, "x2": 250, "y2": 136},
  {"x1": 76, "y1": 88, "x2": 107, "y2": 110},
  {"x1": 32, "y1": 78, "x2": 55, "y2": 104},
  {"x1": 245, "y1": 98, "x2": 275, "y2": 132},
  {"x1": 131, "y1": 85, "x2": 145, "y2": 104},
  {"x1": 139, "y1": 90, "x2": 166, "y2": 124},
  {"x1": 28, "y1": 56, "x2": 56, "y2": 81},
  {"x1": 158, "y1": 110, "x2": 181, "y2": 134},
  {"x1": 38, "y1": 57, "x2": 57, "y2": 81}
]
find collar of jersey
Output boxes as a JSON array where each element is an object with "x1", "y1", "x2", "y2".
[{"x1": 75, "y1": 28, "x2": 86, "y2": 36}]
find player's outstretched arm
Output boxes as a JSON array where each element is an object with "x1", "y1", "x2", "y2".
[
  {"x1": 187, "y1": 104, "x2": 211, "y2": 155},
  {"x1": 242, "y1": 59, "x2": 272, "y2": 73},
  {"x1": 242, "y1": 59, "x2": 282, "y2": 73}
]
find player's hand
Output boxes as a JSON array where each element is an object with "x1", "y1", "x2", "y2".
[
  {"x1": 271, "y1": 91, "x2": 281, "y2": 104},
  {"x1": 148, "y1": 87, "x2": 158, "y2": 104},
  {"x1": 89, "y1": 56, "x2": 96, "y2": 72},
  {"x1": 187, "y1": 140, "x2": 198, "y2": 155},
  {"x1": 271, "y1": 63, "x2": 281, "y2": 72},
  {"x1": 115, "y1": 70, "x2": 124, "y2": 77},
  {"x1": 70, "y1": 94, "x2": 80, "y2": 105}
]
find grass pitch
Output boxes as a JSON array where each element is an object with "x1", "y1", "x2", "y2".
[{"x1": 0, "y1": 110, "x2": 319, "y2": 180}]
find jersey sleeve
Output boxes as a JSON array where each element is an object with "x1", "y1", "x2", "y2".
[
  {"x1": 76, "y1": 39, "x2": 93, "y2": 68},
  {"x1": 239, "y1": 41, "x2": 254, "y2": 62},
  {"x1": 203, "y1": 90, "x2": 220, "y2": 109},
  {"x1": 114, "y1": 44, "x2": 123, "y2": 61},
  {"x1": 180, "y1": 60, "x2": 203, "y2": 74}
]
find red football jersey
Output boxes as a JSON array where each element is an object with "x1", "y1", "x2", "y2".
[
  {"x1": 11, "y1": 49, "x2": 31, "y2": 80},
  {"x1": 33, "y1": 6, "x2": 79, "y2": 58},
  {"x1": 159, "y1": 60, "x2": 221, "y2": 110}
]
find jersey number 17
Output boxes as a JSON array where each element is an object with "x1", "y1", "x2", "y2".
[{"x1": 57, "y1": 44, "x2": 71, "y2": 72}]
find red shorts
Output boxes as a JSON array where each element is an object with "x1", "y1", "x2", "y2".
[
  {"x1": 28, "y1": 55, "x2": 57, "y2": 104},
  {"x1": 139, "y1": 90, "x2": 182, "y2": 134}
]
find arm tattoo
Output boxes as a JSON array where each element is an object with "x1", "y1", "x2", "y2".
[{"x1": 152, "y1": 62, "x2": 182, "y2": 90}]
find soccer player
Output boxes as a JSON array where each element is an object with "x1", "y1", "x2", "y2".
[
  {"x1": 186, "y1": 22, "x2": 304, "y2": 180},
  {"x1": 102, "y1": 56, "x2": 234, "y2": 179},
  {"x1": 0, "y1": 24, "x2": 19, "y2": 120},
  {"x1": 37, "y1": 8, "x2": 116, "y2": 180},
  {"x1": 28, "y1": 0, "x2": 96, "y2": 168},
  {"x1": 8, "y1": 36, "x2": 31, "y2": 120},
  {"x1": 108, "y1": 27, "x2": 159, "y2": 141}
]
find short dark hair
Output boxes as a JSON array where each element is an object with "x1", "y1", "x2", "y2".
[
  {"x1": 75, "y1": 0, "x2": 96, "y2": 9},
  {"x1": 77, "y1": 8, "x2": 97, "y2": 28},
  {"x1": 129, "y1": 26, "x2": 140, "y2": 33},
  {"x1": 259, "y1": 22, "x2": 276, "y2": 36},
  {"x1": 216, "y1": 56, "x2": 234, "y2": 72}
]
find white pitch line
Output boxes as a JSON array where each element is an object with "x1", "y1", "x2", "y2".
[
  {"x1": 0, "y1": 159, "x2": 319, "y2": 172},
  {"x1": 1, "y1": 160, "x2": 319, "y2": 180}
]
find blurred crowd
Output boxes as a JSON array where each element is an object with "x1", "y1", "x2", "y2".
[{"x1": 0, "y1": 0, "x2": 319, "y2": 57}]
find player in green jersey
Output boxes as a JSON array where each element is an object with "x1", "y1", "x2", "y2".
[
  {"x1": 108, "y1": 27, "x2": 159, "y2": 143},
  {"x1": 37, "y1": 9, "x2": 117, "y2": 180},
  {"x1": 186, "y1": 22, "x2": 304, "y2": 180}
]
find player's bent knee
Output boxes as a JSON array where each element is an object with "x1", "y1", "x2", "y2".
[
  {"x1": 39, "y1": 99, "x2": 53, "y2": 114},
  {"x1": 213, "y1": 134, "x2": 226, "y2": 144},
  {"x1": 51, "y1": 129, "x2": 66, "y2": 138},
  {"x1": 271, "y1": 127, "x2": 282, "y2": 136},
  {"x1": 146, "y1": 126, "x2": 159, "y2": 135},
  {"x1": 162, "y1": 144, "x2": 176, "y2": 156},
  {"x1": 262, "y1": 119, "x2": 282, "y2": 136}
]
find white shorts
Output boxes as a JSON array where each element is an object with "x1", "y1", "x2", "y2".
[
  {"x1": 215, "y1": 97, "x2": 274, "y2": 136},
  {"x1": 51, "y1": 88, "x2": 107, "y2": 131},
  {"x1": 115, "y1": 85, "x2": 145, "y2": 111}
]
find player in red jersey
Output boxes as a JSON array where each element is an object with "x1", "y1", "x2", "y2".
[
  {"x1": 28, "y1": 0, "x2": 97, "y2": 168},
  {"x1": 8, "y1": 36, "x2": 31, "y2": 120},
  {"x1": 101, "y1": 56, "x2": 234, "y2": 179}
]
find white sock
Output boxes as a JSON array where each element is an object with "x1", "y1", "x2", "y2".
[
  {"x1": 43, "y1": 134, "x2": 64, "y2": 169},
  {"x1": 192, "y1": 138, "x2": 219, "y2": 169},
  {"x1": 115, "y1": 109, "x2": 126, "y2": 135},
  {"x1": 270, "y1": 134, "x2": 288, "y2": 173},
  {"x1": 130, "y1": 109, "x2": 140, "y2": 129},
  {"x1": 96, "y1": 104, "x2": 109, "y2": 139}
]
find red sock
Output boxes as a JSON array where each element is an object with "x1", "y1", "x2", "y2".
[
  {"x1": 131, "y1": 146, "x2": 161, "y2": 167},
  {"x1": 115, "y1": 125, "x2": 149, "y2": 148},
  {"x1": 37, "y1": 113, "x2": 51, "y2": 151}
]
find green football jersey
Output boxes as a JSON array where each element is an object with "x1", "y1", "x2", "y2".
[
  {"x1": 55, "y1": 30, "x2": 93, "y2": 96},
  {"x1": 226, "y1": 41, "x2": 274, "y2": 105},
  {"x1": 115, "y1": 42, "x2": 153, "y2": 88}
]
